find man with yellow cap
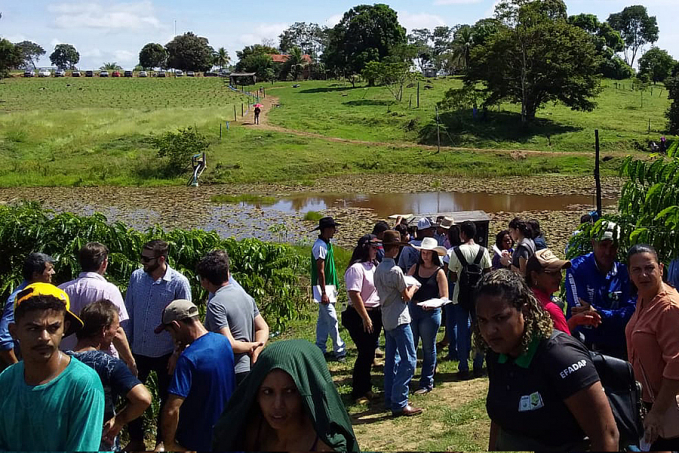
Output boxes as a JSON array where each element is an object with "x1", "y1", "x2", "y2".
[{"x1": 0, "y1": 283, "x2": 105, "y2": 451}]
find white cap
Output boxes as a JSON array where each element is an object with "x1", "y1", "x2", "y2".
[{"x1": 599, "y1": 221, "x2": 620, "y2": 242}]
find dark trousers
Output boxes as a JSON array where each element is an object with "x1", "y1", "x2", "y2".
[
  {"x1": 342, "y1": 305, "x2": 382, "y2": 398},
  {"x1": 128, "y1": 353, "x2": 172, "y2": 444}
]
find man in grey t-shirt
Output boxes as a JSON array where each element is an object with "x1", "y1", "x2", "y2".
[{"x1": 196, "y1": 252, "x2": 269, "y2": 384}]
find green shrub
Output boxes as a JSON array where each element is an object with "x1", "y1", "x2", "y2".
[
  {"x1": 0, "y1": 203, "x2": 307, "y2": 332},
  {"x1": 154, "y1": 127, "x2": 209, "y2": 176},
  {"x1": 303, "y1": 211, "x2": 323, "y2": 221}
]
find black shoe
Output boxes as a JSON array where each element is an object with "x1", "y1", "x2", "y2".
[
  {"x1": 456, "y1": 370, "x2": 471, "y2": 380},
  {"x1": 473, "y1": 368, "x2": 487, "y2": 378}
]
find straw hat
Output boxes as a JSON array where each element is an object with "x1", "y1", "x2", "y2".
[{"x1": 412, "y1": 237, "x2": 447, "y2": 256}]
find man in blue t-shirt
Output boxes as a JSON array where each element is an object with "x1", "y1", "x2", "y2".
[
  {"x1": 156, "y1": 299, "x2": 236, "y2": 451},
  {"x1": 565, "y1": 221, "x2": 635, "y2": 359}
]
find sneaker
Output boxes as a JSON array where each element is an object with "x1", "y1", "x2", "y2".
[
  {"x1": 335, "y1": 355, "x2": 346, "y2": 363},
  {"x1": 414, "y1": 387, "x2": 432, "y2": 395}
]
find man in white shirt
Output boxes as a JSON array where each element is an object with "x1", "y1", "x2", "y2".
[
  {"x1": 59, "y1": 242, "x2": 136, "y2": 374},
  {"x1": 447, "y1": 221, "x2": 491, "y2": 379}
]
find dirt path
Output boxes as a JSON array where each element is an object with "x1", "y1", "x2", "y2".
[{"x1": 243, "y1": 91, "x2": 640, "y2": 158}]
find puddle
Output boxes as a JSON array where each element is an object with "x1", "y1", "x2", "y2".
[{"x1": 246, "y1": 192, "x2": 617, "y2": 218}]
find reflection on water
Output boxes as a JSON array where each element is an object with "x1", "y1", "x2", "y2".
[{"x1": 251, "y1": 192, "x2": 617, "y2": 218}]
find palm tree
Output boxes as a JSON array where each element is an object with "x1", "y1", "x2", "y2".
[
  {"x1": 451, "y1": 25, "x2": 474, "y2": 72},
  {"x1": 100, "y1": 62, "x2": 122, "y2": 71},
  {"x1": 214, "y1": 47, "x2": 230, "y2": 70},
  {"x1": 287, "y1": 47, "x2": 306, "y2": 80}
]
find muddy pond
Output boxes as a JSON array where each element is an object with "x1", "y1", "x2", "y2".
[{"x1": 0, "y1": 184, "x2": 617, "y2": 253}]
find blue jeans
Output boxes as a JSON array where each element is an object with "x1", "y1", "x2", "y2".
[
  {"x1": 316, "y1": 303, "x2": 346, "y2": 357},
  {"x1": 445, "y1": 303, "x2": 458, "y2": 359},
  {"x1": 454, "y1": 303, "x2": 484, "y2": 372},
  {"x1": 384, "y1": 323, "x2": 417, "y2": 412},
  {"x1": 409, "y1": 303, "x2": 441, "y2": 390}
]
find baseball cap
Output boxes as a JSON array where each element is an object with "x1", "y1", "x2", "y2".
[
  {"x1": 417, "y1": 217, "x2": 433, "y2": 230},
  {"x1": 15, "y1": 282, "x2": 84, "y2": 337},
  {"x1": 154, "y1": 299, "x2": 199, "y2": 334},
  {"x1": 598, "y1": 221, "x2": 620, "y2": 242},
  {"x1": 528, "y1": 249, "x2": 571, "y2": 274}
]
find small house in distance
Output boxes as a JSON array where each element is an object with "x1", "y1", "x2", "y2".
[
  {"x1": 423, "y1": 64, "x2": 437, "y2": 78},
  {"x1": 229, "y1": 72, "x2": 257, "y2": 85}
]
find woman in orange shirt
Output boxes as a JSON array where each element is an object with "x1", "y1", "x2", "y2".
[{"x1": 626, "y1": 244, "x2": 679, "y2": 450}]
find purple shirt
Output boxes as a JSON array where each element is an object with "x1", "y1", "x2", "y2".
[{"x1": 58, "y1": 272, "x2": 128, "y2": 357}]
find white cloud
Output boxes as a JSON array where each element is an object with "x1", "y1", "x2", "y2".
[
  {"x1": 49, "y1": 1, "x2": 163, "y2": 31},
  {"x1": 398, "y1": 11, "x2": 447, "y2": 32},
  {"x1": 3, "y1": 34, "x2": 29, "y2": 43},
  {"x1": 112, "y1": 50, "x2": 136, "y2": 64},
  {"x1": 237, "y1": 22, "x2": 288, "y2": 47},
  {"x1": 50, "y1": 38, "x2": 63, "y2": 48},
  {"x1": 325, "y1": 14, "x2": 343, "y2": 27},
  {"x1": 80, "y1": 48, "x2": 103, "y2": 58}
]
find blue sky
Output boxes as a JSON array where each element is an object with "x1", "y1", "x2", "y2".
[{"x1": 2, "y1": 0, "x2": 677, "y2": 70}]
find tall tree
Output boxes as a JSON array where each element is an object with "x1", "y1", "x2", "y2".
[
  {"x1": 408, "y1": 28, "x2": 433, "y2": 72},
  {"x1": 607, "y1": 5, "x2": 659, "y2": 67},
  {"x1": 235, "y1": 45, "x2": 279, "y2": 80},
  {"x1": 49, "y1": 44, "x2": 79, "y2": 69},
  {"x1": 279, "y1": 22, "x2": 326, "y2": 57},
  {"x1": 213, "y1": 47, "x2": 230, "y2": 70},
  {"x1": 455, "y1": 0, "x2": 602, "y2": 124},
  {"x1": 638, "y1": 47, "x2": 676, "y2": 84},
  {"x1": 323, "y1": 4, "x2": 406, "y2": 76},
  {"x1": 165, "y1": 32, "x2": 215, "y2": 72},
  {"x1": 0, "y1": 39, "x2": 22, "y2": 78},
  {"x1": 569, "y1": 13, "x2": 630, "y2": 79},
  {"x1": 14, "y1": 41, "x2": 45, "y2": 70},
  {"x1": 451, "y1": 25, "x2": 474, "y2": 71},
  {"x1": 139, "y1": 43, "x2": 167, "y2": 69},
  {"x1": 236, "y1": 44, "x2": 279, "y2": 62}
]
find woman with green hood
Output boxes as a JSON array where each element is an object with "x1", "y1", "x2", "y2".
[{"x1": 212, "y1": 339, "x2": 360, "y2": 452}]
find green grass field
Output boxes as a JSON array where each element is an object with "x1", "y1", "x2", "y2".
[
  {"x1": 267, "y1": 78, "x2": 671, "y2": 152},
  {"x1": 0, "y1": 76, "x2": 667, "y2": 187}
]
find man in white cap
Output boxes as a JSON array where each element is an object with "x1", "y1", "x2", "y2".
[
  {"x1": 398, "y1": 217, "x2": 436, "y2": 273},
  {"x1": 157, "y1": 299, "x2": 235, "y2": 452},
  {"x1": 565, "y1": 221, "x2": 635, "y2": 359}
]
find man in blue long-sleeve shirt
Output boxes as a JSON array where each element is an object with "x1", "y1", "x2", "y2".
[{"x1": 565, "y1": 221, "x2": 635, "y2": 359}]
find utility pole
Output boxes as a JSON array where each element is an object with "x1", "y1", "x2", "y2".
[{"x1": 435, "y1": 105, "x2": 441, "y2": 154}]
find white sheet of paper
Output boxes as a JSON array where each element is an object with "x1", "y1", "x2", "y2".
[
  {"x1": 417, "y1": 298, "x2": 451, "y2": 309},
  {"x1": 388, "y1": 214, "x2": 414, "y2": 220},
  {"x1": 312, "y1": 285, "x2": 338, "y2": 303},
  {"x1": 404, "y1": 276, "x2": 422, "y2": 288}
]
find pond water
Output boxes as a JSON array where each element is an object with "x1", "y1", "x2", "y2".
[{"x1": 236, "y1": 191, "x2": 617, "y2": 218}]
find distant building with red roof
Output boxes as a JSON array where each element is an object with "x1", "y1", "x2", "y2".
[{"x1": 269, "y1": 54, "x2": 313, "y2": 64}]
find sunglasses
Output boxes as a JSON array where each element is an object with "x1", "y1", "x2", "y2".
[{"x1": 140, "y1": 255, "x2": 158, "y2": 263}]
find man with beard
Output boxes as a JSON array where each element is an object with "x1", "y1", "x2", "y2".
[
  {"x1": 0, "y1": 283, "x2": 105, "y2": 451},
  {"x1": 124, "y1": 240, "x2": 191, "y2": 451}
]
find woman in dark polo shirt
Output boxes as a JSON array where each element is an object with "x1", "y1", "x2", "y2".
[{"x1": 474, "y1": 269, "x2": 619, "y2": 451}]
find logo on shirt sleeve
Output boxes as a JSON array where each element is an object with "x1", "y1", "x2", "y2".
[
  {"x1": 518, "y1": 392, "x2": 544, "y2": 412},
  {"x1": 560, "y1": 359, "x2": 587, "y2": 379}
]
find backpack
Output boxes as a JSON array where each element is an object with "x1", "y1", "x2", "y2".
[
  {"x1": 590, "y1": 351, "x2": 644, "y2": 449},
  {"x1": 453, "y1": 246, "x2": 486, "y2": 311}
]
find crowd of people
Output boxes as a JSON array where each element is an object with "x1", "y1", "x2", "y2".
[{"x1": 1, "y1": 209, "x2": 679, "y2": 451}]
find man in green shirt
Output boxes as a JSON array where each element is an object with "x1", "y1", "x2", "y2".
[
  {"x1": 311, "y1": 217, "x2": 346, "y2": 361},
  {"x1": 0, "y1": 283, "x2": 105, "y2": 451}
]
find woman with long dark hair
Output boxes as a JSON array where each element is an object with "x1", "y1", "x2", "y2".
[
  {"x1": 492, "y1": 229, "x2": 514, "y2": 270},
  {"x1": 341, "y1": 234, "x2": 383, "y2": 403},
  {"x1": 508, "y1": 218, "x2": 536, "y2": 276},
  {"x1": 475, "y1": 270, "x2": 618, "y2": 451},
  {"x1": 407, "y1": 237, "x2": 448, "y2": 394}
]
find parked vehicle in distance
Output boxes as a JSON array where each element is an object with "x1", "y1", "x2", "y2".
[
  {"x1": 187, "y1": 71, "x2": 195, "y2": 77},
  {"x1": 112, "y1": 71, "x2": 121, "y2": 77},
  {"x1": 139, "y1": 71, "x2": 148, "y2": 77},
  {"x1": 204, "y1": 71, "x2": 218, "y2": 77},
  {"x1": 85, "y1": 70, "x2": 94, "y2": 77},
  {"x1": 156, "y1": 71, "x2": 165, "y2": 78},
  {"x1": 38, "y1": 69, "x2": 51, "y2": 77},
  {"x1": 72, "y1": 71, "x2": 81, "y2": 77},
  {"x1": 23, "y1": 69, "x2": 35, "y2": 77},
  {"x1": 99, "y1": 70, "x2": 109, "y2": 77},
  {"x1": 219, "y1": 69, "x2": 230, "y2": 77},
  {"x1": 124, "y1": 70, "x2": 133, "y2": 77},
  {"x1": 55, "y1": 69, "x2": 65, "y2": 77},
  {"x1": 175, "y1": 70, "x2": 183, "y2": 77}
]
